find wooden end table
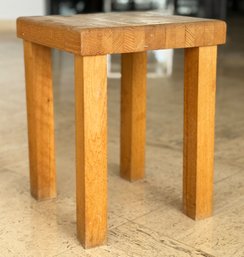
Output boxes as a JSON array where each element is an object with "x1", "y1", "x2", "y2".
[{"x1": 17, "y1": 11, "x2": 226, "y2": 248}]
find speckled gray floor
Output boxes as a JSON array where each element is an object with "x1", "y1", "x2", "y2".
[{"x1": 0, "y1": 16, "x2": 244, "y2": 257}]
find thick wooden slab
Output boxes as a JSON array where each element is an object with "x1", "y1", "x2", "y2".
[{"x1": 17, "y1": 11, "x2": 226, "y2": 55}]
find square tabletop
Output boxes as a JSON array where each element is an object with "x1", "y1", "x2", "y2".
[{"x1": 17, "y1": 11, "x2": 226, "y2": 55}]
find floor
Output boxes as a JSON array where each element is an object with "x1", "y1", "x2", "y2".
[{"x1": 0, "y1": 15, "x2": 244, "y2": 257}]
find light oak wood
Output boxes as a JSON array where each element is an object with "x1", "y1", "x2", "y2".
[
  {"x1": 120, "y1": 52, "x2": 147, "y2": 181},
  {"x1": 17, "y1": 12, "x2": 226, "y2": 56},
  {"x1": 183, "y1": 46, "x2": 217, "y2": 219},
  {"x1": 75, "y1": 54, "x2": 107, "y2": 248},
  {"x1": 23, "y1": 41, "x2": 56, "y2": 200},
  {"x1": 18, "y1": 12, "x2": 227, "y2": 249}
]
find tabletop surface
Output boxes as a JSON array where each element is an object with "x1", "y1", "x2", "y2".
[
  {"x1": 17, "y1": 11, "x2": 226, "y2": 55},
  {"x1": 17, "y1": 11, "x2": 222, "y2": 29}
]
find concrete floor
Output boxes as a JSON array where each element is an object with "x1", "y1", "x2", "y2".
[{"x1": 0, "y1": 15, "x2": 244, "y2": 257}]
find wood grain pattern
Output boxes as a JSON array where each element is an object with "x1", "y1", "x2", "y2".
[
  {"x1": 23, "y1": 40, "x2": 56, "y2": 200},
  {"x1": 17, "y1": 12, "x2": 226, "y2": 56},
  {"x1": 183, "y1": 46, "x2": 217, "y2": 219},
  {"x1": 120, "y1": 52, "x2": 147, "y2": 181},
  {"x1": 75, "y1": 54, "x2": 107, "y2": 248}
]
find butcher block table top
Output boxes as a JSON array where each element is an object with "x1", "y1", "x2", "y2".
[{"x1": 17, "y1": 11, "x2": 226, "y2": 56}]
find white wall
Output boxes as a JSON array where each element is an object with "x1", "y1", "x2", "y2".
[{"x1": 0, "y1": 0, "x2": 46, "y2": 19}]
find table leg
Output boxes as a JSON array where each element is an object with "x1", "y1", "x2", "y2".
[
  {"x1": 75, "y1": 55, "x2": 107, "y2": 248},
  {"x1": 183, "y1": 46, "x2": 217, "y2": 219},
  {"x1": 23, "y1": 41, "x2": 56, "y2": 200},
  {"x1": 120, "y1": 52, "x2": 147, "y2": 181}
]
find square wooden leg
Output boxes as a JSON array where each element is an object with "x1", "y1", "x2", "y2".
[
  {"x1": 75, "y1": 55, "x2": 107, "y2": 248},
  {"x1": 120, "y1": 52, "x2": 147, "y2": 181},
  {"x1": 23, "y1": 41, "x2": 56, "y2": 200},
  {"x1": 183, "y1": 46, "x2": 217, "y2": 219}
]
